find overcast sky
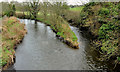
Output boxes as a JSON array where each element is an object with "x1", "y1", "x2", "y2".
[{"x1": 0, "y1": 0, "x2": 89, "y2": 5}]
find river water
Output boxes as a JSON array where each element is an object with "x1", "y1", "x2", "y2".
[{"x1": 9, "y1": 19, "x2": 109, "y2": 70}]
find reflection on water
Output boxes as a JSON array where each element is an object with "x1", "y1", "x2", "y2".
[{"x1": 9, "y1": 19, "x2": 109, "y2": 70}]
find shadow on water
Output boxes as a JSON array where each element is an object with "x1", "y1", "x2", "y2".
[
  {"x1": 7, "y1": 19, "x2": 114, "y2": 70},
  {"x1": 34, "y1": 21, "x2": 38, "y2": 32},
  {"x1": 80, "y1": 30, "x2": 120, "y2": 71}
]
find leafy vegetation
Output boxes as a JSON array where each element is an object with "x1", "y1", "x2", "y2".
[
  {"x1": 98, "y1": 8, "x2": 110, "y2": 16},
  {"x1": 78, "y1": 2, "x2": 120, "y2": 63}
]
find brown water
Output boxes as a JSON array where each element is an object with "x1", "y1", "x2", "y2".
[{"x1": 9, "y1": 19, "x2": 110, "y2": 70}]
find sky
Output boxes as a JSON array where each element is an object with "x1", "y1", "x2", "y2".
[{"x1": 0, "y1": 0, "x2": 90, "y2": 5}]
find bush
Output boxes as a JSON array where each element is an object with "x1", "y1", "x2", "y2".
[
  {"x1": 85, "y1": 2, "x2": 96, "y2": 7},
  {"x1": 4, "y1": 10, "x2": 14, "y2": 17},
  {"x1": 117, "y1": 57, "x2": 120, "y2": 61},
  {"x1": 118, "y1": 4, "x2": 120, "y2": 9},
  {"x1": 98, "y1": 8, "x2": 110, "y2": 16},
  {"x1": 98, "y1": 23, "x2": 116, "y2": 40}
]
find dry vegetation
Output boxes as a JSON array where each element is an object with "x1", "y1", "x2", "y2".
[
  {"x1": 37, "y1": 14, "x2": 79, "y2": 48},
  {"x1": 0, "y1": 17, "x2": 27, "y2": 70}
]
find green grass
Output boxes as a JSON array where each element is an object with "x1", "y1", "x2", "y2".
[
  {"x1": 16, "y1": 11, "x2": 30, "y2": 15},
  {"x1": 69, "y1": 6, "x2": 84, "y2": 12},
  {"x1": 16, "y1": 11, "x2": 49, "y2": 16}
]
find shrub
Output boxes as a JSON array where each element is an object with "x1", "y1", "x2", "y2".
[
  {"x1": 98, "y1": 8, "x2": 110, "y2": 16},
  {"x1": 85, "y1": 2, "x2": 96, "y2": 7},
  {"x1": 4, "y1": 10, "x2": 14, "y2": 17},
  {"x1": 118, "y1": 3, "x2": 120, "y2": 9},
  {"x1": 98, "y1": 23, "x2": 116, "y2": 40},
  {"x1": 117, "y1": 57, "x2": 120, "y2": 61}
]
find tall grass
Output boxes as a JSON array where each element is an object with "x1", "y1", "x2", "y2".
[{"x1": 0, "y1": 17, "x2": 27, "y2": 70}]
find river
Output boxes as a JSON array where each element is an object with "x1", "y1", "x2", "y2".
[{"x1": 9, "y1": 19, "x2": 110, "y2": 70}]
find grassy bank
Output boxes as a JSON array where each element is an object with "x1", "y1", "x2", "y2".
[
  {"x1": 0, "y1": 17, "x2": 27, "y2": 70},
  {"x1": 16, "y1": 12, "x2": 79, "y2": 49}
]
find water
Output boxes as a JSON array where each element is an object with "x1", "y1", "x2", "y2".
[{"x1": 10, "y1": 19, "x2": 108, "y2": 70}]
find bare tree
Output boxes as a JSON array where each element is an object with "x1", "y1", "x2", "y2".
[
  {"x1": 27, "y1": 0, "x2": 40, "y2": 20},
  {"x1": 41, "y1": 2, "x2": 49, "y2": 20}
]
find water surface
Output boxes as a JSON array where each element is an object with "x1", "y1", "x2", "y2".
[{"x1": 11, "y1": 19, "x2": 108, "y2": 70}]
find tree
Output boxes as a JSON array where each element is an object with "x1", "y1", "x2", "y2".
[
  {"x1": 51, "y1": 2, "x2": 68, "y2": 19},
  {"x1": 40, "y1": 2, "x2": 49, "y2": 20},
  {"x1": 12, "y1": 4, "x2": 16, "y2": 16},
  {"x1": 1, "y1": 2, "x2": 9, "y2": 15},
  {"x1": 27, "y1": 0, "x2": 40, "y2": 20},
  {"x1": 4, "y1": 2, "x2": 16, "y2": 17}
]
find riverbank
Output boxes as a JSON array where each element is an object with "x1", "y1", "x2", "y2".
[
  {"x1": 80, "y1": 2, "x2": 120, "y2": 64},
  {"x1": 64, "y1": 2, "x2": 120, "y2": 70},
  {"x1": 15, "y1": 12, "x2": 79, "y2": 49},
  {"x1": 0, "y1": 17, "x2": 27, "y2": 70}
]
